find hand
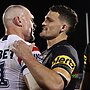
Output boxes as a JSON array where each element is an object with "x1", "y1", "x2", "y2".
[{"x1": 11, "y1": 40, "x2": 35, "y2": 60}]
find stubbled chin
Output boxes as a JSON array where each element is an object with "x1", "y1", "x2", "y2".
[
  {"x1": 40, "y1": 30, "x2": 46, "y2": 35},
  {"x1": 39, "y1": 32, "x2": 43, "y2": 37},
  {"x1": 39, "y1": 31, "x2": 45, "y2": 36}
]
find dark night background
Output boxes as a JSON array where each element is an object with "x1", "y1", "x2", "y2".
[{"x1": 0, "y1": 0, "x2": 89, "y2": 73}]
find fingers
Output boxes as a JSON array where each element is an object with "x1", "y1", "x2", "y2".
[
  {"x1": 29, "y1": 43, "x2": 35, "y2": 51},
  {"x1": 11, "y1": 40, "x2": 23, "y2": 52},
  {"x1": 13, "y1": 40, "x2": 22, "y2": 47}
]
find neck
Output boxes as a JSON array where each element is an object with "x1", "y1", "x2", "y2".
[
  {"x1": 6, "y1": 27, "x2": 25, "y2": 40},
  {"x1": 47, "y1": 33, "x2": 68, "y2": 49}
]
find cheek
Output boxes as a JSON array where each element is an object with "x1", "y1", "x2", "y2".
[
  {"x1": 26, "y1": 24, "x2": 31, "y2": 33},
  {"x1": 25, "y1": 20, "x2": 32, "y2": 30},
  {"x1": 30, "y1": 20, "x2": 33, "y2": 29},
  {"x1": 49, "y1": 27, "x2": 60, "y2": 36},
  {"x1": 23, "y1": 22, "x2": 28, "y2": 31},
  {"x1": 23, "y1": 25, "x2": 31, "y2": 36},
  {"x1": 28, "y1": 28, "x2": 32, "y2": 35},
  {"x1": 50, "y1": 26, "x2": 59, "y2": 33},
  {"x1": 25, "y1": 28, "x2": 31, "y2": 37}
]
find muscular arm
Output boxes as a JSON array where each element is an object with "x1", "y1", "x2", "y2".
[
  {"x1": 23, "y1": 56, "x2": 64, "y2": 90},
  {"x1": 12, "y1": 40, "x2": 70, "y2": 90}
]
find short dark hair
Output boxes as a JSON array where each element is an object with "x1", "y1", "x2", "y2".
[{"x1": 49, "y1": 5, "x2": 78, "y2": 32}]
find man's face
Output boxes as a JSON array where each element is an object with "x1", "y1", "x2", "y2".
[
  {"x1": 21, "y1": 10, "x2": 35, "y2": 41},
  {"x1": 40, "y1": 11, "x2": 63, "y2": 40}
]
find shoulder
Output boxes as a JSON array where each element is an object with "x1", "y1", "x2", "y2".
[
  {"x1": 52, "y1": 41, "x2": 77, "y2": 55},
  {"x1": 8, "y1": 35, "x2": 22, "y2": 41},
  {"x1": 52, "y1": 41, "x2": 79, "y2": 65},
  {"x1": 7, "y1": 35, "x2": 24, "y2": 46}
]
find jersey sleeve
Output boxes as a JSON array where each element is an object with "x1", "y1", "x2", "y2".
[
  {"x1": 8, "y1": 35, "x2": 23, "y2": 44},
  {"x1": 8, "y1": 35, "x2": 24, "y2": 50},
  {"x1": 51, "y1": 45, "x2": 79, "y2": 87}
]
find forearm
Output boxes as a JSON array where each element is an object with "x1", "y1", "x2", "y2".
[
  {"x1": 23, "y1": 54, "x2": 64, "y2": 90},
  {"x1": 24, "y1": 73, "x2": 42, "y2": 90}
]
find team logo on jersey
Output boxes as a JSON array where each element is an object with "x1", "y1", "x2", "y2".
[
  {"x1": 84, "y1": 55, "x2": 87, "y2": 65},
  {"x1": 52, "y1": 55, "x2": 76, "y2": 73}
]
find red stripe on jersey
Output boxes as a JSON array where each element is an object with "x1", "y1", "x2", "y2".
[
  {"x1": 18, "y1": 57, "x2": 22, "y2": 65},
  {"x1": 32, "y1": 46, "x2": 39, "y2": 51}
]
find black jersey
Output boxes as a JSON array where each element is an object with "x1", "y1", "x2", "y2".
[{"x1": 42, "y1": 40, "x2": 80, "y2": 90}]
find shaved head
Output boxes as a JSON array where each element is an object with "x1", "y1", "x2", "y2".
[{"x1": 3, "y1": 5, "x2": 32, "y2": 27}]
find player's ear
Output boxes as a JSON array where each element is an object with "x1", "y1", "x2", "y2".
[
  {"x1": 60, "y1": 24, "x2": 69, "y2": 33},
  {"x1": 13, "y1": 16, "x2": 22, "y2": 27},
  {"x1": 61, "y1": 25, "x2": 66, "y2": 31}
]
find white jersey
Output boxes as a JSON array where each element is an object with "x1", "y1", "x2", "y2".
[{"x1": 0, "y1": 35, "x2": 43, "y2": 90}]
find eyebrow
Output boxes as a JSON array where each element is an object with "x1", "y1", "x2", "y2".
[{"x1": 45, "y1": 16, "x2": 54, "y2": 22}]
